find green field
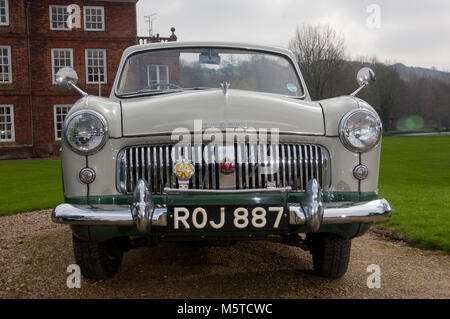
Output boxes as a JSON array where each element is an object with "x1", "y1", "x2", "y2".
[
  {"x1": 0, "y1": 160, "x2": 63, "y2": 216},
  {"x1": 0, "y1": 136, "x2": 449, "y2": 252},
  {"x1": 378, "y1": 135, "x2": 450, "y2": 252}
]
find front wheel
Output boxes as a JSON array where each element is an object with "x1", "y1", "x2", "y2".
[
  {"x1": 310, "y1": 234, "x2": 351, "y2": 278},
  {"x1": 72, "y1": 235, "x2": 123, "y2": 280}
]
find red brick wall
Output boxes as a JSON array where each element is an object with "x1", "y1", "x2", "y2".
[
  {"x1": 0, "y1": 0, "x2": 26, "y2": 34},
  {"x1": 29, "y1": 0, "x2": 137, "y2": 39},
  {"x1": 0, "y1": 0, "x2": 137, "y2": 159}
]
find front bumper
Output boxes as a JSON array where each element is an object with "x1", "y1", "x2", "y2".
[{"x1": 52, "y1": 179, "x2": 392, "y2": 233}]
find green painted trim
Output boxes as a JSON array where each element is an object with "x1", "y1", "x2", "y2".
[{"x1": 65, "y1": 191, "x2": 378, "y2": 206}]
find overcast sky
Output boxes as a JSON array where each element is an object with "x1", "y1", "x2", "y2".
[{"x1": 136, "y1": 0, "x2": 450, "y2": 71}]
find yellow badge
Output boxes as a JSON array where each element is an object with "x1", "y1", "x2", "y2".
[{"x1": 174, "y1": 160, "x2": 195, "y2": 181}]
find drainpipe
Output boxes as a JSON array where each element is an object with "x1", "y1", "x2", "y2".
[{"x1": 26, "y1": 1, "x2": 35, "y2": 157}]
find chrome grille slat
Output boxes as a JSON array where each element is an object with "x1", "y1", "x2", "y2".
[
  {"x1": 298, "y1": 144, "x2": 304, "y2": 190},
  {"x1": 303, "y1": 145, "x2": 309, "y2": 183},
  {"x1": 237, "y1": 143, "x2": 243, "y2": 189},
  {"x1": 287, "y1": 144, "x2": 291, "y2": 186},
  {"x1": 314, "y1": 145, "x2": 319, "y2": 182},
  {"x1": 308, "y1": 145, "x2": 314, "y2": 181},
  {"x1": 249, "y1": 143, "x2": 256, "y2": 188},
  {"x1": 262, "y1": 143, "x2": 268, "y2": 187},
  {"x1": 257, "y1": 144, "x2": 262, "y2": 188},
  {"x1": 119, "y1": 143, "x2": 330, "y2": 194},
  {"x1": 211, "y1": 144, "x2": 216, "y2": 189},
  {"x1": 244, "y1": 143, "x2": 249, "y2": 189},
  {"x1": 166, "y1": 146, "x2": 172, "y2": 188},
  {"x1": 127, "y1": 148, "x2": 133, "y2": 192},
  {"x1": 292, "y1": 144, "x2": 298, "y2": 190},
  {"x1": 281, "y1": 144, "x2": 286, "y2": 187}
]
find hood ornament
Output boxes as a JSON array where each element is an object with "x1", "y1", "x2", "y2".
[{"x1": 220, "y1": 82, "x2": 230, "y2": 95}]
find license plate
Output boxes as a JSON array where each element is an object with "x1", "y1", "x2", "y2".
[{"x1": 167, "y1": 205, "x2": 289, "y2": 231}]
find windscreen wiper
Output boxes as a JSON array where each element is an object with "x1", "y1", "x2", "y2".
[{"x1": 122, "y1": 88, "x2": 184, "y2": 97}]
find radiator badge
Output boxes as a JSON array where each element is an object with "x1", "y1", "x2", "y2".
[
  {"x1": 220, "y1": 157, "x2": 235, "y2": 175},
  {"x1": 174, "y1": 159, "x2": 195, "y2": 188}
]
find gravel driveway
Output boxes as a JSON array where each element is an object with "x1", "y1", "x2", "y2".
[{"x1": 0, "y1": 210, "x2": 449, "y2": 299}]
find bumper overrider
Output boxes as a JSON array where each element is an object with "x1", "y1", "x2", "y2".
[{"x1": 52, "y1": 179, "x2": 392, "y2": 233}]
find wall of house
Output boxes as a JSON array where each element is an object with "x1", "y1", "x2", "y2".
[{"x1": 0, "y1": 0, "x2": 137, "y2": 159}]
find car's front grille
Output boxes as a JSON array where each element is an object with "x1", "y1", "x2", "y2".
[{"x1": 117, "y1": 142, "x2": 330, "y2": 194}]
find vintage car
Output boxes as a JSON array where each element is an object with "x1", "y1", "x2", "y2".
[{"x1": 52, "y1": 41, "x2": 391, "y2": 280}]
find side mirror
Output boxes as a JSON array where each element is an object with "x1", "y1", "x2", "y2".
[
  {"x1": 55, "y1": 67, "x2": 87, "y2": 96},
  {"x1": 351, "y1": 67, "x2": 376, "y2": 97},
  {"x1": 356, "y1": 67, "x2": 376, "y2": 86},
  {"x1": 56, "y1": 67, "x2": 78, "y2": 89}
]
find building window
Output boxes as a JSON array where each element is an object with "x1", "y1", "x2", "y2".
[
  {"x1": 84, "y1": 6, "x2": 104, "y2": 31},
  {"x1": 51, "y1": 49, "x2": 73, "y2": 84},
  {"x1": 0, "y1": 0, "x2": 9, "y2": 26},
  {"x1": 0, "y1": 46, "x2": 11, "y2": 83},
  {"x1": 0, "y1": 105, "x2": 14, "y2": 142},
  {"x1": 54, "y1": 105, "x2": 71, "y2": 140},
  {"x1": 85, "y1": 49, "x2": 107, "y2": 84},
  {"x1": 147, "y1": 65, "x2": 169, "y2": 89},
  {"x1": 49, "y1": 5, "x2": 71, "y2": 30}
]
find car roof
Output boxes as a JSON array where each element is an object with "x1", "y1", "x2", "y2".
[{"x1": 123, "y1": 41, "x2": 296, "y2": 60}]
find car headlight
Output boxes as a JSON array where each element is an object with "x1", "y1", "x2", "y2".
[
  {"x1": 339, "y1": 109, "x2": 382, "y2": 153},
  {"x1": 63, "y1": 110, "x2": 108, "y2": 155}
]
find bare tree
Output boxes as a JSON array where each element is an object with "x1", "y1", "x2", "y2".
[{"x1": 289, "y1": 24, "x2": 346, "y2": 100}]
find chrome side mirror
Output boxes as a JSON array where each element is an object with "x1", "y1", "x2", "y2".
[
  {"x1": 357, "y1": 67, "x2": 376, "y2": 86},
  {"x1": 56, "y1": 67, "x2": 87, "y2": 97},
  {"x1": 351, "y1": 67, "x2": 376, "y2": 97}
]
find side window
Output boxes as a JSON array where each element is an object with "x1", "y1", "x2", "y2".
[{"x1": 0, "y1": 104, "x2": 14, "y2": 141}]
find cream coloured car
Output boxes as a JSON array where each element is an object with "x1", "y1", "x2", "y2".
[{"x1": 52, "y1": 42, "x2": 391, "y2": 280}]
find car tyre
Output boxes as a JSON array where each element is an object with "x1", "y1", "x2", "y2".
[
  {"x1": 72, "y1": 235, "x2": 123, "y2": 280},
  {"x1": 310, "y1": 234, "x2": 351, "y2": 278}
]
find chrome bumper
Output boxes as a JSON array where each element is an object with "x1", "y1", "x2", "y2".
[{"x1": 52, "y1": 179, "x2": 391, "y2": 233}]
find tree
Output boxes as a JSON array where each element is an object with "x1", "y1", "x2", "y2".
[{"x1": 289, "y1": 24, "x2": 346, "y2": 100}]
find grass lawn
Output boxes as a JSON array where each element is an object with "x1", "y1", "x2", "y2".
[
  {"x1": 0, "y1": 136, "x2": 448, "y2": 252},
  {"x1": 378, "y1": 135, "x2": 450, "y2": 253},
  {"x1": 0, "y1": 160, "x2": 63, "y2": 216}
]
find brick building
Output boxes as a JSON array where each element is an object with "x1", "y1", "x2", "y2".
[{"x1": 0, "y1": 0, "x2": 138, "y2": 159}]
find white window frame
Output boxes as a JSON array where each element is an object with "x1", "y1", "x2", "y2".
[
  {"x1": 0, "y1": 104, "x2": 14, "y2": 142},
  {"x1": 85, "y1": 49, "x2": 107, "y2": 84},
  {"x1": 0, "y1": 0, "x2": 9, "y2": 26},
  {"x1": 147, "y1": 64, "x2": 169, "y2": 89},
  {"x1": 0, "y1": 45, "x2": 11, "y2": 83},
  {"x1": 83, "y1": 6, "x2": 105, "y2": 31},
  {"x1": 54, "y1": 104, "x2": 71, "y2": 141},
  {"x1": 49, "y1": 5, "x2": 71, "y2": 31},
  {"x1": 51, "y1": 48, "x2": 73, "y2": 84}
]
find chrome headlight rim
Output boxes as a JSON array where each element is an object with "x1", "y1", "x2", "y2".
[
  {"x1": 339, "y1": 108, "x2": 382, "y2": 153},
  {"x1": 63, "y1": 109, "x2": 109, "y2": 155}
]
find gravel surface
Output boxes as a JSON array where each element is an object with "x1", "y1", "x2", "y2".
[{"x1": 0, "y1": 210, "x2": 449, "y2": 299}]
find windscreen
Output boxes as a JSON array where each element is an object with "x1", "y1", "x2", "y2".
[{"x1": 116, "y1": 47, "x2": 304, "y2": 97}]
